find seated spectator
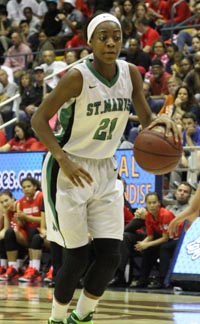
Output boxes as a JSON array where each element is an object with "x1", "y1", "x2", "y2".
[
  {"x1": 151, "y1": 40, "x2": 168, "y2": 68},
  {"x1": 0, "y1": 4, "x2": 12, "y2": 55},
  {"x1": 124, "y1": 37, "x2": 151, "y2": 72},
  {"x1": 41, "y1": 0, "x2": 62, "y2": 40},
  {"x1": 120, "y1": 0, "x2": 135, "y2": 23},
  {"x1": 171, "y1": 85, "x2": 200, "y2": 124},
  {"x1": 0, "y1": 130, "x2": 6, "y2": 146},
  {"x1": 148, "y1": 0, "x2": 168, "y2": 26},
  {"x1": 132, "y1": 192, "x2": 175, "y2": 288},
  {"x1": 64, "y1": 22, "x2": 88, "y2": 56},
  {"x1": 0, "y1": 69, "x2": 18, "y2": 138},
  {"x1": 171, "y1": 51, "x2": 184, "y2": 79},
  {"x1": 18, "y1": 68, "x2": 52, "y2": 125},
  {"x1": 149, "y1": 59, "x2": 171, "y2": 98},
  {"x1": 150, "y1": 182, "x2": 193, "y2": 288},
  {"x1": 53, "y1": 0, "x2": 85, "y2": 49},
  {"x1": 6, "y1": 0, "x2": 39, "y2": 28},
  {"x1": 158, "y1": 76, "x2": 182, "y2": 117},
  {"x1": 19, "y1": 19, "x2": 39, "y2": 53},
  {"x1": 109, "y1": 206, "x2": 147, "y2": 287},
  {"x1": 121, "y1": 19, "x2": 138, "y2": 49},
  {"x1": 168, "y1": 112, "x2": 200, "y2": 193},
  {"x1": 32, "y1": 30, "x2": 55, "y2": 68},
  {"x1": 135, "y1": 2, "x2": 155, "y2": 28},
  {"x1": 0, "y1": 121, "x2": 41, "y2": 152},
  {"x1": 0, "y1": 190, "x2": 28, "y2": 280},
  {"x1": 79, "y1": 47, "x2": 91, "y2": 59},
  {"x1": 178, "y1": 57, "x2": 193, "y2": 81},
  {"x1": 40, "y1": 50, "x2": 67, "y2": 89},
  {"x1": 183, "y1": 51, "x2": 200, "y2": 102},
  {"x1": 165, "y1": 43, "x2": 179, "y2": 75},
  {"x1": 3, "y1": 32, "x2": 33, "y2": 81},
  {"x1": 23, "y1": 6, "x2": 41, "y2": 32},
  {"x1": 0, "y1": 177, "x2": 43, "y2": 282},
  {"x1": 135, "y1": 17, "x2": 160, "y2": 53}
]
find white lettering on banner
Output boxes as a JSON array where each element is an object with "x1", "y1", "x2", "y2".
[
  {"x1": 0, "y1": 170, "x2": 42, "y2": 190},
  {"x1": 187, "y1": 236, "x2": 200, "y2": 260}
]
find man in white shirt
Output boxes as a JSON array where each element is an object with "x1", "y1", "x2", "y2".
[
  {"x1": 40, "y1": 50, "x2": 67, "y2": 89},
  {"x1": 6, "y1": 0, "x2": 39, "y2": 26}
]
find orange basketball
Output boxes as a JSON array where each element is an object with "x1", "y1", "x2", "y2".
[{"x1": 133, "y1": 126, "x2": 182, "y2": 175}]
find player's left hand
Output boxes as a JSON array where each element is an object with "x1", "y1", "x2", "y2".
[{"x1": 148, "y1": 114, "x2": 182, "y2": 143}]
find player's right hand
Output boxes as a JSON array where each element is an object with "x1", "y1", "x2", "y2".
[{"x1": 58, "y1": 155, "x2": 93, "y2": 188}]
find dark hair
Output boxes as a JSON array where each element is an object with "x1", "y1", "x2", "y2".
[
  {"x1": 174, "y1": 85, "x2": 197, "y2": 108},
  {"x1": 20, "y1": 177, "x2": 41, "y2": 191},
  {"x1": 0, "y1": 189, "x2": 14, "y2": 198},
  {"x1": 181, "y1": 112, "x2": 197, "y2": 122},
  {"x1": 177, "y1": 181, "x2": 193, "y2": 195},
  {"x1": 151, "y1": 58, "x2": 163, "y2": 67},
  {"x1": 12, "y1": 121, "x2": 35, "y2": 141},
  {"x1": 145, "y1": 192, "x2": 161, "y2": 202}
]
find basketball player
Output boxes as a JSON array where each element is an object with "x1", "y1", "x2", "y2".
[
  {"x1": 31, "y1": 13, "x2": 180, "y2": 324},
  {"x1": 169, "y1": 184, "x2": 200, "y2": 238}
]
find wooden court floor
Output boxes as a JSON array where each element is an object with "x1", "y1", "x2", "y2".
[{"x1": 0, "y1": 282, "x2": 200, "y2": 324}]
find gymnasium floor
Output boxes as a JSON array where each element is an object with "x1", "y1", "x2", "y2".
[{"x1": 0, "y1": 281, "x2": 200, "y2": 324}]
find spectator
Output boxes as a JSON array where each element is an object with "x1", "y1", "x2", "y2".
[
  {"x1": 178, "y1": 57, "x2": 193, "y2": 81},
  {"x1": 168, "y1": 112, "x2": 200, "y2": 193},
  {"x1": 19, "y1": 19, "x2": 39, "y2": 52},
  {"x1": 165, "y1": 43, "x2": 179, "y2": 75},
  {"x1": 132, "y1": 192, "x2": 175, "y2": 288},
  {"x1": 109, "y1": 206, "x2": 147, "y2": 287},
  {"x1": 158, "y1": 76, "x2": 182, "y2": 117},
  {"x1": 120, "y1": 0, "x2": 135, "y2": 23},
  {"x1": 32, "y1": 30, "x2": 55, "y2": 68},
  {"x1": 135, "y1": 2, "x2": 155, "y2": 28},
  {"x1": 0, "y1": 4, "x2": 12, "y2": 55},
  {"x1": 150, "y1": 182, "x2": 193, "y2": 288},
  {"x1": 40, "y1": 50, "x2": 67, "y2": 89},
  {"x1": 79, "y1": 47, "x2": 91, "y2": 59},
  {"x1": 121, "y1": 18, "x2": 138, "y2": 48},
  {"x1": 4, "y1": 31, "x2": 33, "y2": 81},
  {"x1": 183, "y1": 51, "x2": 200, "y2": 102},
  {"x1": 41, "y1": 0, "x2": 62, "y2": 39},
  {"x1": 18, "y1": 68, "x2": 52, "y2": 125},
  {"x1": 151, "y1": 40, "x2": 168, "y2": 68},
  {"x1": 149, "y1": 59, "x2": 171, "y2": 97},
  {"x1": 171, "y1": 51, "x2": 184, "y2": 79},
  {"x1": 125, "y1": 37, "x2": 151, "y2": 72},
  {"x1": 0, "y1": 121, "x2": 40, "y2": 152},
  {"x1": 0, "y1": 189, "x2": 28, "y2": 281},
  {"x1": 55, "y1": 0, "x2": 85, "y2": 49},
  {"x1": 6, "y1": 0, "x2": 39, "y2": 28},
  {"x1": 2, "y1": 177, "x2": 43, "y2": 282},
  {"x1": 135, "y1": 17, "x2": 160, "y2": 53},
  {"x1": 23, "y1": 6, "x2": 41, "y2": 32},
  {"x1": 171, "y1": 85, "x2": 200, "y2": 124},
  {"x1": 0, "y1": 129, "x2": 6, "y2": 146},
  {"x1": 64, "y1": 22, "x2": 88, "y2": 56},
  {"x1": 0, "y1": 69, "x2": 18, "y2": 138},
  {"x1": 148, "y1": 0, "x2": 168, "y2": 25}
]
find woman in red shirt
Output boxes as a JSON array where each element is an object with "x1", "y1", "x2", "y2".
[
  {"x1": 0, "y1": 121, "x2": 39, "y2": 152},
  {"x1": 133, "y1": 192, "x2": 175, "y2": 288}
]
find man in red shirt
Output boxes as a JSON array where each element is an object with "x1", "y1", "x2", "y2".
[
  {"x1": 132, "y1": 192, "x2": 175, "y2": 288},
  {"x1": 135, "y1": 17, "x2": 160, "y2": 53},
  {"x1": 149, "y1": 59, "x2": 172, "y2": 97}
]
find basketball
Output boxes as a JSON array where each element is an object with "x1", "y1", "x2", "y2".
[{"x1": 133, "y1": 126, "x2": 182, "y2": 175}]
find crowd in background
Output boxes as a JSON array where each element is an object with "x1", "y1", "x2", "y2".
[{"x1": 0, "y1": 0, "x2": 199, "y2": 290}]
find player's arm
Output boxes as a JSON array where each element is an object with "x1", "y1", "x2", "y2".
[
  {"x1": 31, "y1": 69, "x2": 93, "y2": 188},
  {"x1": 168, "y1": 184, "x2": 200, "y2": 238},
  {"x1": 128, "y1": 63, "x2": 181, "y2": 142}
]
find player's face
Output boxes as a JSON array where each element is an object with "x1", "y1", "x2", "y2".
[{"x1": 90, "y1": 22, "x2": 122, "y2": 64}]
